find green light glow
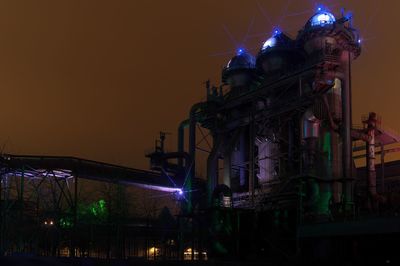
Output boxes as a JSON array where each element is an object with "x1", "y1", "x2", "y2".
[
  {"x1": 59, "y1": 217, "x2": 73, "y2": 229},
  {"x1": 58, "y1": 199, "x2": 108, "y2": 228},
  {"x1": 323, "y1": 132, "x2": 332, "y2": 160},
  {"x1": 88, "y1": 199, "x2": 108, "y2": 221}
]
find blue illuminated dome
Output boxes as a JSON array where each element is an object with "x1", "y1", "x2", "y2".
[
  {"x1": 260, "y1": 32, "x2": 292, "y2": 52},
  {"x1": 261, "y1": 28, "x2": 282, "y2": 51},
  {"x1": 225, "y1": 51, "x2": 256, "y2": 71},
  {"x1": 257, "y1": 32, "x2": 301, "y2": 75},
  {"x1": 262, "y1": 37, "x2": 277, "y2": 50},
  {"x1": 222, "y1": 50, "x2": 256, "y2": 85},
  {"x1": 310, "y1": 11, "x2": 336, "y2": 27}
]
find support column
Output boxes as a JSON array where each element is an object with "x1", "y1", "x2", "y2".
[
  {"x1": 0, "y1": 173, "x2": 3, "y2": 256},
  {"x1": 19, "y1": 167, "x2": 25, "y2": 253},
  {"x1": 207, "y1": 135, "x2": 222, "y2": 206},
  {"x1": 223, "y1": 151, "x2": 231, "y2": 188},
  {"x1": 249, "y1": 117, "x2": 255, "y2": 206},
  {"x1": 341, "y1": 50, "x2": 353, "y2": 211},
  {"x1": 366, "y1": 112, "x2": 377, "y2": 210},
  {"x1": 381, "y1": 142, "x2": 385, "y2": 193},
  {"x1": 178, "y1": 119, "x2": 189, "y2": 168},
  {"x1": 71, "y1": 174, "x2": 78, "y2": 257}
]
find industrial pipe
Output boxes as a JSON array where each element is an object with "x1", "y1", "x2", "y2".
[
  {"x1": 366, "y1": 112, "x2": 378, "y2": 210},
  {"x1": 178, "y1": 119, "x2": 189, "y2": 168},
  {"x1": 207, "y1": 135, "x2": 223, "y2": 205},
  {"x1": 341, "y1": 50, "x2": 354, "y2": 211},
  {"x1": 187, "y1": 102, "x2": 206, "y2": 212}
]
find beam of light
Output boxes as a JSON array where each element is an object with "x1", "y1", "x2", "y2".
[
  {"x1": 241, "y1": 15, "x2": 255, "y2": 45},
  {"x1": 181, "y1": 159, "x2": 194, "y2": 190},
  {"x1": 147, "y1": 190, "x2": 183, "y2": 199},
  {"x1": 134, "y1": 183, "x2": 182, "y2": 193},
  {"x1": 209, "y1": 47, "x2": 258, "y2": 58},
  {"x1": 283, "y1": 9, "x2": 314, "y2": 18},
  {"x1": 255, "y1": 0, "x2": 274, "y2": 28},
  {"x1": 282, "y1": 2, "x2": 341, "y2": 19},
  {"x1": 161, "y1": 166, "x2": 178, "y2": 188},
  {"x1": 209, "y1": 50, "x2": 238, "y2": 57},
  {"x1": 246, "y1": 24, "x2": 300, "y2": 39},
  {"x1": 222, "y1": 24, "x2": 238, "y2": 47},
  {"x1": 360, "y1": 0, "x2": 383, "y2": 39},
  {"x1": 277, "y1": 0, "x2": 292, "y2": 26}
]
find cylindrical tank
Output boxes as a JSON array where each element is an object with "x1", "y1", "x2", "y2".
[
  {"x1": 297, "y1": 8, "x2": 361, "y2": 211},
  {"x1": 222, "y1": 49, "x2": 256, "y2": 89},
  {"x1": 256, "y1": 32, "x2": 303, "y2": 76}
]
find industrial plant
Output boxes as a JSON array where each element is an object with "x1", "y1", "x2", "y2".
[{"x1": 1, "y1": 5, "x2": 400, "y2": 266}]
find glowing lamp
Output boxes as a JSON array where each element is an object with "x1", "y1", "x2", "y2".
[
  {"x1": 237, "y1": 48, "x2": 244, "y2": 55},
  {"x1": 273, "y1": 27, "x2": 281, "y2": 36}
]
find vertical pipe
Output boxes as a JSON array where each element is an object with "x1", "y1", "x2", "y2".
[
  {"x1": 381, "y1": 142, "x2": 385, "y2": 193},
  {"x1": 19, "y1": 167, "x2": 24, "y2": 253},
  {"x1": 178, "y1": 119, "x2": 189, "y2": 168},
  {"x1": 0, "y1": 173, "x2": 2, "y2": 256},
  {"x1": 249, "y1": 116, "x2": 255, "y2": 206},
  {"x1": 223, "y1": 151, "x2": 231, "y2": 188},
  {"x1": 207, "y1": 135, "x2": 221, "y2": 205},
  {"x1": 178, "y1": 216, "x2": 183, "y2": 260},
  {"x1": 239, "y1": 129, "x2": 248, "y2": 187},
  {"x1": 188, "y1": 104, "x2": 203, "y2": 212},
  {"x1": 191, "y1": 223, "x2": 194, "y2": 260},
  {"x1": 341, "y1": 50, "x2": 353, "y2": 210},
  {"x1": 188, "y1": 116, "x2": 195, "y2": 213},
  {"x1": 366, "y1": 113, "x2": 377, "y2": 209},
  {"x1": 288, "y1": 119, "x2": 294, "y2": 173},
  {"x1": 73, "y1": 174, "x2": 78, "y2": 257}
]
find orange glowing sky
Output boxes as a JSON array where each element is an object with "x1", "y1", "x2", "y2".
[{"x1": 0, "y1": 0, "x2": 399, "y2": 170}]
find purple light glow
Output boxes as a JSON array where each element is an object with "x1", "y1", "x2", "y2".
[{"x1": 135, "y1": 183, "x2": 183, "y2": 193}]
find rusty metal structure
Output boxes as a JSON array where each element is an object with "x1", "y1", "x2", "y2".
[
  {"x1": 0, "y1": 154, "x2": 192, "y2": 259},
  {"x1": 162, "y1": 7, "x2": 400, "y2": 264},
  {"x1": 2, "y1": 5, "x2": 400, "y2": 265}
]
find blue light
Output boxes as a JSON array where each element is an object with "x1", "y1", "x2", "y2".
[
  {"x1": 237, "y1": 48, "x2": 245, "y2": 55},
  {"x1": 316, "y1": 4, "x2": 325, "y2": 12},
  {"x1": 345, "y1": 11, "x2": 353, "y2": 20},
  {"x1": 178, "y1": 189, "x2": 183, "y2": 195},
  {"x1": 273, "y1": 27, "x2": 281, "y2": 36},
  {"x1": 310, "y1": 12, "x2": 336, "y2": 27},
  {"x1": 358, "y1": 39, "x2": 362, "y2": 44}
]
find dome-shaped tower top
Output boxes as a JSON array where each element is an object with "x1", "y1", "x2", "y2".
[
  {"x1": 225, "y1": 49, "x2": 256, "y2": 71},
  {"x1": 297, "y1": 7, "x2": 361, "y2": 59},
  {"x1": 256, "y1": 31, "x2": 302, "y2": 75},
  {"x1": 261, "y1": 31, "x2": 293, "y2": 52},
  {"x1": 304, "y1": 6, "x2": 337, "y2": 29},
  {"x1": 309, "y1": 11, "x2": 336, "y2": 27},
  {"x1": 222, "y1": 49, "x2": 256, "y2": 85}
]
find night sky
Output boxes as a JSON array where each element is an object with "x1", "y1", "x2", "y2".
[{"x1": 0, "y1": 0, "x2": 399, "y2": 170}]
